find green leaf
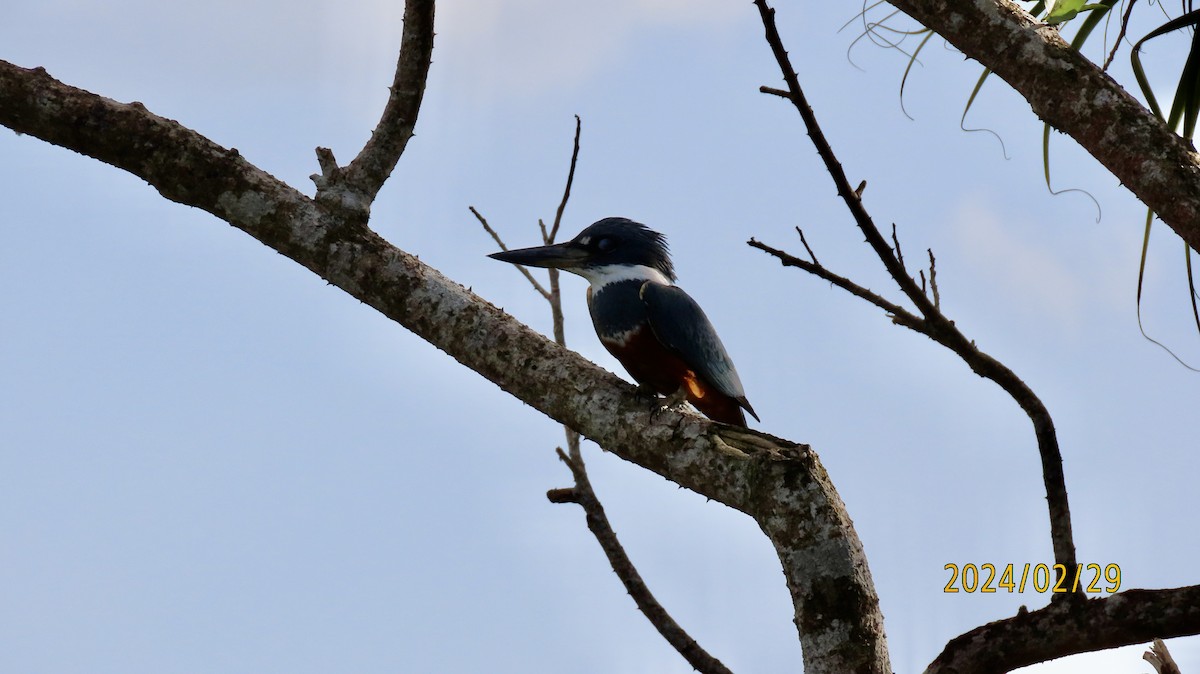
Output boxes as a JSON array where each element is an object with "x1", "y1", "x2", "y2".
[{"x1": 1044, "y1": 0, "x2": 1108, "y2": 24}]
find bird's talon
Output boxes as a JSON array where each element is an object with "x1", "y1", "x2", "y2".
[
  {"x1": 661, "y1": 386, "x2": 690, "y2": 409},
  {"x1": 648, "y1": 386, "x2": 690, "y2": 422}
]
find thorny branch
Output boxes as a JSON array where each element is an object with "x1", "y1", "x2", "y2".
[
  {"x1": 311, "y1": 0, "x2": 434, "y2": 217},
  {"x1": 753, "y1": 0, "x2": 1079, "y2": 587},
  {"x1": 796, "y1": 227, "x2": 819, "y2": 265},
  {"x1": 890, "y1": 223, "x2": 907, "y2": 272},
  {"x1": 473, "y1": 120, "x2": 730, "y2": 674},
  {"x1": 1102, "y1": 0, "x2": 1139, "y2": 72},
  {"x1": 747, "y1": 239, "x2": 915, "y2": 324},
  {"x1": 755, "y1": 0, "x2": 1200, "y2": 669},
  {"x1": 926, "y1": 249, "x2": 940, "y2": 309}
]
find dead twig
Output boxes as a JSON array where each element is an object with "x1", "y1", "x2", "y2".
[{"x1": 549, "y1": 448, "x2": 734, "y2": 674}]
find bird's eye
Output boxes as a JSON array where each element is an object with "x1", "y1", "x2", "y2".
[{"x1": 596, "y1": 237, "x2": 615, "y2": 252}]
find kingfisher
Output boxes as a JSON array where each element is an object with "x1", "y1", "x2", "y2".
[{"x1": 489, "y1": 217, "x2": 758, "y2": 427}]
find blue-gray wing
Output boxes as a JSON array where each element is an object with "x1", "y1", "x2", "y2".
[{"x1": 639, "y1": 281, "x2": 750, "y2": 404}]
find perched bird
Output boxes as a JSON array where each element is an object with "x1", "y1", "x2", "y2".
[{"x1": 489, "y1": 217, "x2": 758, "y2": 427}]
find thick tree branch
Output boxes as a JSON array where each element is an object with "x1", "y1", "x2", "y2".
[
  {"x1": 312, "y1": 0, "x2": 435, "y2": 217},
  {"x1": 754, "y1": 0, "x2": 1078, "y2": 583},
  {"x1": 886, "y1": 0, "x2": 1200, "y2": 253},
  {"x1": 0, "y1": 62, "x2": 319, "y2": 250},
  {"x1": 926, "y1": 585, "x2": 1200, "y2": 674},
  {"x1": 0, "y1": 52, "x2": 885, "y2": 674}
]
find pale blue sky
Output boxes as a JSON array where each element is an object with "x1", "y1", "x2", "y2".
[{"x1": 2, "y1": 1, "x2": 1197, "y2": 672}]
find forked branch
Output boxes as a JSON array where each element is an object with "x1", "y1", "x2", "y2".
[
  {"x1": 474, "y1": 120, "x2": 731, "y2": 674},
  {"x1": 752, "y1": 0, "x2": 1078, "y2": 583}
]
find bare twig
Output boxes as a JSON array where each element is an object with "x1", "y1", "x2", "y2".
[
  {"x1": 541, "y1": 217, "x2": 569, "y2": 349},
  {"x1": 549, "y1": 115, "x2": 582, "y2": 245},
  {"x1": 470, "y1": 206, "x2": 551, "y2": 300},
  {"x1": 891, "y1": 223, "x2": 907, "y2": 272},
  {"x1": 756, "y1": 1, "x2": 936, "y2": 317},
  {"x1": 545, "y1": 117, "x2": 582, "y2": 350},
  {"x1": 753, "y1": 0, "x2": 1079, "y2": 586},
  {"x1": 550, "y1": 448, "x2": 734, "y2": 674},
  {"x1": 796, "y1": 227, "x2": 820, "y2": 265},
  {"x1": 1102, "y1": 0, "x2": 1138, "y2": 72},
  {"x1": 927, "y1": 248, "x2": 940, "y2": 309},
  {"x1": 750, "y1": 239, "x2": 918, "y2": 327}
]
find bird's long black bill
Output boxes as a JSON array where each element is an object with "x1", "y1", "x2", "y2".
[{"x1": 488, "y1": 242, "x2": 588, "y2": 269}]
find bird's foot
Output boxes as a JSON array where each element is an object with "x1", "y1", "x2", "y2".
[
  {"x1": 661, "y1": 386, "x2": 690, "y2": 409},
  {"x1": 649, "y1": 385, "x2": 690, "y2": 422}
]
